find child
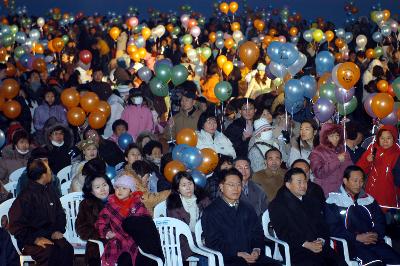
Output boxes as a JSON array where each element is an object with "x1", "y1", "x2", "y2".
[{"x1": 95, "y1": 175, "x2": 149, "y2": 266}]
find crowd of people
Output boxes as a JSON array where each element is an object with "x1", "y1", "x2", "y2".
[{"x1": 0, "y1": 1, "x2": 400, "y2": 265}]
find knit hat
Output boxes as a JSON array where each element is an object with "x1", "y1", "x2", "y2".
[
  {"x1": 77, "y1": 139, "x2": 98, "y2": 151},
  {"x1": 114, "y1": 175, "x2": 136, "y2": 191},
  {"x1": 116, "y1": 84, "x2": 132, "y2": 95},
  {"x1": 257, "y1": 63, "x2": 266, "y2": 71},
  {"x1": 254, "y1": 118, "x2": 273, "y2": 136}
]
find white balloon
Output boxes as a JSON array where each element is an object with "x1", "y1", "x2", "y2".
[
  {"x1": 355, "y1": 34, "x2": 367, "y2": 50},
  {"x1": 37, "y1": 17, "x2": 45, "y2": 28},
  {"x1": 232, "y1": 30, "x2": 243, "y2": 43}
]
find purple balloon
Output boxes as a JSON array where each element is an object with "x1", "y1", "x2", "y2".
[
  {"x1": 335, "y1": 87, "x2": 355, "y2": 104},
  {"x1": 313, "y1": 98, "x2": 335, "y2": 122},
  {"x1": 381, "y1": 109, "x2": 398, "y2": 125},
  {"x1": 363, "y1": 93, "x2": 377, "y2": 118}
]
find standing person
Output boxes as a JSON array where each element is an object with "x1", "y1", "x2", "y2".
[
  {"x1": 245, "y1": 63, "x2": 272, "y2": 99},
  {"x1": 357, "y1": 125, "x2": 400, "y2": 209},
  {"x1": 202, "y1": 168, "x2": 281, "y2": 266},
  {"x1": 89, "y1": 68, "x2": 113, "y2": 101},
  {"x1": 310, "y1": 123, "x2": 352, "y2": 197},
  {"x1": 8, "y1": 159, "x2": 74, "y2": 266},
  {"x1": 345, "y1": 122, "x2": 365, "y2": 164},
  {"x1": 225, "y1": 98, "x2": 257, "y2": 157}
]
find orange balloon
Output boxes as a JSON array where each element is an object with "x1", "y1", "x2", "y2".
[
  {"x1": 229, "y1": 1, "x2": 239, "y2": 13},
  {"x1": 80, "y1": 92, "x2": 100, "y2": 113},
  {"x1": 176, "y1": 128, "x2": 198, "y2": 147},
  {"x1": 32, "y1": 58, "x2": 46, "y2": 73},
  {"x1": 94, "y1": 101, "x2": 111, "y2": 117},
  {"x1": 5, "y1": 63, "x2": 16, "y2": 77},
  {"x1": 183, "y1": 44, "x2": 193, "y2": 54},
  {"x1": 1, "y1": 79, "x2": 20, "y2": 99},
  {"x1": 222, "y1": 61, "x2": 234, "y2": 76},
  {"x1": 317, "y1": 72, "x2": 332, "y2": 90},
  {"x1": 0, "y1": 47, "x2": 6, "y2": 61},
  {"x1": 383, "y1": 9, "x2": 390, "y2": 21},
  {"x1": 209, "y1": 32, "x2": 216, "y2": 43},
  {"x1": 224, "y1": 38, "x2": 234, "y2": 50},
  {"x1": 289, "y1": 27, "x2": 298, "y2": 37},
  {"x1": 197, "y1": 148, "x2": 219, "y2": 174},
  {"x1": 166, "y1": 24, "x2": 174, "y2": 33},
  {"x1": 32, "y1": 43, "x2": 44, "y2": 54},
  {"x1": 61, "y1": 88, "x2": 80, "y2": 108},
  {"x1": 371, "y1": 93, "x2": 394, "y2": 119},
  {"x1": 217, "y1": 55, "x2": 227, "y2": 69},
  {"x1": 52, "y1": 37, "x2": 64, "y2": 53},
  {"x1": 127, "y1": 44, "x2": 137, "y2": 55},
  {"x1": 335, "y1": 38, "x2": 345, "y2": 49},
  {"x1": 164, "y1": 160, "x2": 186, "y2": 182},
  {"x1": 3, "y1": 100, "x2": 21, "y2": 119},
  {"x1": 48, "y1": 39, "x2": 55, "y2": 53},
  {"x1": 269, "y1": 28, "x2": 277, "y2": 36},
  {"x1": 387, "y1": 84, "x2": 395, "y2": 97},
  {"x1": 0, "y1": 97, "x2": 5, "y2": 111},
  {"x1": 141, "y1": 27, "x2": 151, "y2": 40},
  {"x1": 187, "y1": 19, "x2": 198, "y2": 29},
  {"x1": 219, "y1": 2, "x2": 229, "y2": 14},
  {"x1": 67, "y1": 107, "x2": 86, "y2": 126},
  {"x1": 109, "y1": 27, "x2": 121, "y2": 41},
  {"x1": 335, "y1": 52, "x2": 343, "y2": 62},
  {"x1": 138, "y1": 47, "x2": 147, "y2": 59},
  {"x1": 239, "y1": 41, "x2": 260, "y2": 68},
  {"x1": 88, "y1": 111, "x2": 107, "y2": 129},
  {"x1": 263, "y1": 35, "x2": 273, "y2": 46},
  {"x1": 130, "y1": 51, "x2": 141, "y2": 62},
  {"x1": 337, "y1": 62, "x2": 360, "y2": 90},
  {"x1": 365, "y1": 48, "x2": 375, "y2": 59},
  {"x1": 377, "y1": 80, "x2": 389, "y2": 92},
  {"x1": 231, "y1": 22, "x2": 241, "y2": 31},
  {"x1": 325, "y1": 30, "x2": 335, "y2": 42},
  {"x1": 254, "y1": 19, "x2": 265, "y2": 32}
]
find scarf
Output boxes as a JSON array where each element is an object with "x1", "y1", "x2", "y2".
[
  {"x1": 113, "y1": 192, "x2": 143, "y2": 217},
  {"x1": 180, "y1": 194, "x2": 199, "y2": 232}
]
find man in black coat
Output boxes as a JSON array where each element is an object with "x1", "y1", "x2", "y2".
[
  {"x1": 202, "y1": 168, "x2": 281, "y2": 266},
  {"x1": 269, "y1": 168, "x2": 346, "y2": 266}
]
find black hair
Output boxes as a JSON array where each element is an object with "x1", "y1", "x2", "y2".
[
  {"x1": 284, "y1": 167, "x2": 307, "y2": 183},
  {"x1": 265, "y1": 148, "x2": 282, "y2": 160},
  {"x1": 233, "y1": 156, "x2": 251, "y2": 166},
  {"x1": 372, "y1": 65, "x2": 384, "y2": 78},
  {"x1": 0, "y1": 63, "x2": 6, "y2": 71},
  {"x1": 237, "y1": 98, "x2": 256, "y2": 110},
  {"x1": 12, "y1": 130, "x2": 30, "y2": 148},
  {"x1": 136, "y1": 131, "x2": 157, "y2": 150},
  {"x1": 142, "y1": 140, "x2": 163, "y2": 156},
  {"x1": 216, "y1": 154, "x2": 234, "y2": 171},
  {"x1": 82, "y1": 158, "x2": 106, "y2": 177},
  {"x1": 272, "y1": 104, "x2": 286, "y2": 118},
  {"x1": 27, "y1": 159, "x2": 48, "y2": 181},
  {"x1": 112, "y1": 119, "x2": 129, "y2": 132},
  {"x1": 171, "y1": 171, "x2": 196, "y2": 192},
  {"x1": 346, "y1": 122, "x2": 362, "y2": 141},
  {"x1": 177, "y1": 80, "x2": 198, "y2": 92},
  {"x1": 291, "y1": 159, "x2": 310, "y2": 168},
  {"x1": 28, "y1": 147, "x2": 49, "y2": 167},
  {"x1": 197, "y1": 110, "x2": 218, "y2": 131},
  {"x1": 131, "y1": 160, "x2": 153, "y2": 177},
  {"x1": 124, "y1": 143, "x2": 142, "y2": 158},
  {"x1": 343, "y1": 165, "x2": 365, "y2": 180},
  {"x1": 218, "y1": 168, "x2": 243, "y2": 184},
  {"x1": 297, "y1": 119, "x2": 319, "y2": 156},
  {"x1": 82, "y1": 175, "x2": 114, "y2": 199}
]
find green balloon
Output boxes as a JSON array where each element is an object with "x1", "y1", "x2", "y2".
[
  {"x1": 201, "y1": 47, "x2": 212, "y2": 60},
  {"x1": 10, "y1": 25, "x2": 18, "y2": 34},
  {"x1": 182, "y1": 34, "x2": 193, "y2": 45},
  {"x1": 392, "y1": 77, "x2": 400, "y2": 99},
  {"x1": 2, "y1": 35, "x2": 14, "y2": 47},
  {"x1": 172, "y1": 27, "x2": 181, "y2": 36},
  {"x1": 319, "y1": 83, "x2": 337, "y2": 103},
  {"x1": 62, "y1": 35, "x2": 69, "y2": 44},
  {"x1": 374, "y1": 46, "x2": 383, "y2": 58},
  {"x1": 171, "y1": 64, "x2": 189, "y2": 86},
  {"x1": 149, "y1": 77, "x2": 169, "y2": 97},
  {"x1": 214, "y1": 81, "x2": 232, "y2": 102},
  {"x1": 13, "y1": 46, "x2": 26, "y2": 59},
  {"x1": 155, "y1": 63, "x2": 172, "y2": 83},
  {"x1": 338, "y1": 96, "x2": 357, "y2": 115}
]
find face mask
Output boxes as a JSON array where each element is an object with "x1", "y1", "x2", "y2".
[
  {"x1": 133, "y1": 96, "x2": 143, "y2": 105},
  {"x1": 30, "y1": 81, "x2": 41, "y2": 92},
  {"x1": 16, "y1": 147, "x2": 29, "y2": 155},
  {"x1": 260, "y1": 130, "x2": 273, "y2": 141},
  {"x1": 51, "y1": 140, "x2": 64, "y2": 147}
]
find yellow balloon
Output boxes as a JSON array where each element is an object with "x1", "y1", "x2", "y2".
[
  {"x1": 219, "y1": 2, "x2": 229, "y2": 14},
  {"x1": 325, "y1": 30, "x2": 335, "y2": 42},
  {"x1": 222, "y1": 61, "x2": 233, "y2": 76},
  {"x1": 312, "y1": 29, "x2": 324, "y2": 42},
  {"x1": 217, "y1": 55, "x2": 227, "y2": 69},
  {"x1": 109, "y1": 27, "x2": 121, "y2": 41},
  {"x1": 141, "y1": 27, "x2": 151, "y2": 40},
  {"x1": 229, "y1": 2, "x2": 239, "y2": 13},
  {"x1": 231, "y1": 22, "x2": 241, "y2": 31},
  {"x1": 138, "y1": 47, "x2": 147, "y2": 59}
]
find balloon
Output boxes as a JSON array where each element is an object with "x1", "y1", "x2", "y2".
[
  {"x1": 15, "y1": 32, "x2": 26, "y2": 44},
  {"x1": 109, "y1": 27, "x2": 121, "y2": 41},
  {"x1": 377, "y1": 80, "x2": 389, "y2": 92},
  {"x1": 285, "y1": 79, "x2": 304, "y2": 101},
  {"x1": 214, "y1": 81, "x2": 232, "y2": 102},
  {"x1": 289, "y1": 27, "x2": 298, "y2": 37},
  {"x1": 365, "y1": 48, "x2": 375, "y2": 59},
  {"x1": 190, "y1": 26, "x2": 201, "y2": 38},
  {"x1": 191, "y1": 169, "x2": 207, "y2": 188},
  {"x1": 300, "y1": 75, "x2": 317, "y2": 99},
  {"x1": 5, "y1": 63, "x2": 16, "y2": 77},
  {"x1": 279, "y1": 43, "x2": 299, "y2": 67},
  {"x1": 319, "y1": 83, "x2": 337, "y2": 103},
  {"x1": 88, "y1": 111, "x2": 107, "y2": 129},
  {"x1": 356, "y1": 35, "x2": 367, "y2": 50},
  {"x1": 337, "y1": 62, "x2": 360, "y2": 90},
  {"x1": 79, "y1": 50, "x2": 92, "y2": 64},
  {"x1": 232, "y1": 30, "x2": 243, "y2": 43},
  {"x1": 182, "y1": 34, "x2": 193, "y2": 45},
  {"x1": 217, "y1": 55, "x2": 227, "y2": 69},
  {"x1": 381, "y1": 109, "x2": 398, "y2": 125},
  {"x1": 374, "y1": 47, "x2": 383, "y2": 58},
  {"x1": 371, "y1": 93, "x2": 394, "y2": 119},
  {"x1": 325, "y1": 30, "x2": 335, "y2": 42},
  {"x1": 29, "y1": 29, "x2": 40, "y2": 41},
  {"x1": 197, "y1": 148, "x2": 218, "y2": 174},
  {"x1": 269, "y1": 61, "x2": 288, "y2": 79},
  {"x1": 315, "y1": 51, "x2": 334, "y2": 76},
  {"x1": 238, "y1": 41, "x2": 260, "y2": 68},
  {"x1": 208, "y1": 32, "x2": 216, "y2": 43},
  {"x1": 344, "y1": 32, "x2": 353, "y2": 43},
  {"x1": 229, "y1": 2, "x2": 239, "y2": 13},
  {"x1": 67, "y1": 107, "x2": 86, "y2": 126},
  {"x1": 176, "y1": 128, "x2": 197, "y2": 147},
  {"x1": 80, "y1": 92, "x2": 100, "y2": 113},
  {"x1": 313, "y1": 98, "x2": 335, "y2": 122},
  {"x1": 105, "y1": 165, "x2": 116, "y2": 180},
  {"x1": 287, "y1": 52, "x2": 307, "y2": 76},
  {"x1": 285, "y1": 98, "x2": 304, "y2": 114},
  {"x1": 0, "y1": 129, "x2": 5, "y2": 148},
  {"x1": 219, "y1": 2, "x2": 229, "y2": 14},
  {"x1": 194, "y1": 64, "x2": 204, "y2": 77},
  {"x1": 215, "y1": 38, "x2": 224, "y2": 50},
  {"x1": 3, "y1": 100, "x2": 21, "y2": 119},
  {"x1": 172, "y1": 144, "x2": 190, "y2": 161},
  {"x1": 61, "y1": 88, "x2": 80, "y2": 108},
  {"x1": 312, "y1": 29, "x2": 324, "y2": 42},
  {"x1": 224, "y1": 38, "x2": 234, "y2": 50},
  {"x1": 363, "y1": 93, "x2": 377, "y2": 118},
  {"x1": 392, "y1": 77, "x2": 400, "y2": 99},
  {"x1": 335, "y1": 38, "x2": 345, "y2": 49},
  {"x1": 336, "y1": 28, "x2": 345, "y2": 38},
  {"x1": 137, "y1": 66, "x2": 152, "y2": 83},
  {"x1": 180, "y1": 14, "x2": 190, "y2": 28},
  {"x1": 267, "y1": 41, "x2": 281, "y2": 62},
  {"x1": 303, "y1": 30, "x2": 313, "y2": 42},
  {"x1": 118, "y1": 133, "x2": 134, "y2": 150},
  {"x1": 222, "y1": 61, "x2": 233, "y2": 76},
  {"x1": 171, "y1": 65, "x2": 189, "y2": 86},
  {"x1": 338, "y1": 96, "x2": 357, "y2": 115},
  {"x1": 154, "y1": 63, "x2": 172, "y2": 83},
  {"x1": 164, "y1": 160, "x2": 186, "y2": 182},
  {"x1": 149, "y1": 77, "x2": 169, "y2": 97},
  {"x1": 181, "y1": 146, "x2": 202, "y2": 169},
  {"x1": 335, "y1": 86, "x2": 355, "y2": 103},
  {"x1": 32, "y1": 58, "x2": 46, "y2": 73},
  {"x1": 1, "y1": 79, "x2": 20, "y2": 99},
  {"x1": 254, "y1": 19, "x2": 265, "y2": 32},
  {"x1": 94, "y1": 101, "x2": 111, "y2": 117},
  {"x1": 372, "y1": 32, "x2": 382, "y2": 43},
  {"x1": 201, "y1": 47, "x2": 212, "y2": 60},
  {"x1": 231, "y1": 22, "x2": 240, "y2": 31},
  {"x1": 52, "y1": 38, "x2": 64, "y2": 53},
  {"x1": 381, "y1": 26, "x2": 391, "y2": 37}
]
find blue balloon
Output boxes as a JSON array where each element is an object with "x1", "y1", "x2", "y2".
[
  {"x1": 267, "y1": 41, "x2": 282, "y2": 62},
  {"x1": 47, "y1": 63, "x2": 56, "y2": 74},
  {"x1": 0, "y1": 129, "x2": 5, "y2": 148},
  {"x1": 315, "y1": 51, "x2": 334, "y2": 76},
  {"x1": 15, "y1": 32, "x2": 26, "y2": 44},
  {"x1": 372, "y1": 31, "x2": 382, "y2": 43},
  {"x1": 181, "y1": 147, "x2": 203, "y2": 169},
  {"x1": 106, "y1": 165, "x2": 116, "y2": 180},
  {"x1": 300, "y1": 75, "x2": 317, "y2": 99},
  {"x1": 284, "y1": 79, "x2": 304, "y2": 102},
  {"x1": 154, "y1": 59, "x2": 173, "y2": 70},
  {"x1": 285, "y1": 98, "x2": 304, "y2": 115},
  {"x1": 191, "y1": 169, "x2": 207, "y2": 188},
  {"x1": 19, "y1": 54, "x2": 30, "y2": 68},
  {"x1": 118, "y1": 133, "x2": 134, "y2": 150},
  {"x1": 172, "y1": 144, "x2": 189, "y2": 161},
  {"x1": 279, "y1": 43, "x2": 299, "y2": 67}
]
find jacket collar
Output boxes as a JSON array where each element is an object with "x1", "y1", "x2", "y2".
[{"x1": 326, "y1": 185, "x2": 374, "y2": 208}]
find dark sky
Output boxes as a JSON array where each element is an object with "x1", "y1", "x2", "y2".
[{"x1": 17, "y1": 0, "x2": 399, "y2": 26}]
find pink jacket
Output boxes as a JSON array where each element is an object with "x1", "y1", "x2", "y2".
[{"x1": 121, "y1": 105, "x2": 154, "y2": 139}]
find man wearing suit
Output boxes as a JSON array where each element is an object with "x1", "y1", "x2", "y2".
[{"x1": 234, "y1": 157, "x2": 268, "y2": 217}]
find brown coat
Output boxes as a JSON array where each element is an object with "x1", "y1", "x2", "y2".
[
  {"x1": 164, "y1": 108, "x2": 202, "y2": 141},
  {"x1": 0, "y1": 145, "x2": 31, "y2": 184},
  {"x1": 252, "y1": 168, "x2": 286, "y2": 202}
]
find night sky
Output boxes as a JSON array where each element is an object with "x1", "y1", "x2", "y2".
[{"x1": 15, "y1": 0, "x2": 400, "y2": 26}]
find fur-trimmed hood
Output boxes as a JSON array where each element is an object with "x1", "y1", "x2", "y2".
[
  {"x1": 43, "y1": 117, "x2": 74, "y2": 150},
  {"x1": 319, "y1": 123, "x2": 345, "y2": 151}
]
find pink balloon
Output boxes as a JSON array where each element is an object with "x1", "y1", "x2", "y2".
[
  {"x1": 278, "y1": 35, "x2": 286, "y2": 43},
  {"x1": 381, "y1": 109, "x2": 398, "y2": 125},
  {"x1": 127, "y1": 17, "x2": 139, "y2": 28},
  {"x1": 181, "y1": 14, "x2": 190, "y2": 28},
  {"x1": 190, "y1": 26, "x2": 201, "y2": 38}
]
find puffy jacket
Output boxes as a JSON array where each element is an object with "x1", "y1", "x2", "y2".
[{"x1": 196, "y1": 130, "x2": 236, "y2": 158}]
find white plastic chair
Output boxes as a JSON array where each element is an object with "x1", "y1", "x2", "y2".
[
  {"x1": 194, "y1": 220, "x2": 224, "y2": 266},
  {"x1": 4, "y1": 181, "x2": 17, "y2": 197},
  {"x1": 60, "y1": 192, "x2": 85, "y2": 255},
  {"x1": 57, "y1": 165, "x2": 73, "y2": 184},
  {"x1": 0, "y1": 198, "x2": 35, "y2": 265},
  {"x1": 153, "y1": 200, "x2": 167, "y2": 218},
  {"x1": 60, "y1": 180, "x2": 72, "y2": 196},
  {"x1": 9, "y1": 167, "x2": 26, "y2": 182},
  {"x1": 262, "y1": 210, "x2": 291, "y2": 265},
  {"x1": 154, "y1": 217, "x2": 216, "y2": 266}
]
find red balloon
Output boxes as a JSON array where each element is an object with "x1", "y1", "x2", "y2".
[{"x1": 79, "y1": 50, "x2": 92, "y2": 65}]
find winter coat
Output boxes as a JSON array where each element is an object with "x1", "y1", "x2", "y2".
[
  {"x1": 310, "y1": 124, "x2": 352, "y2": 197},
  {"x1": 95, "y1": 194, "x2": 149, "y2": 266},
  {"x1": 121, "y1": 104, "x2": 154, "y2": 140},
  {"x1": 196, "y1": 130, "x2": 236, "y2": 158},
  {"x1": 104, "y1": 94, "x2": 125, "y2": 139},
  {"x1": 357, "y1": 125, "x2": 400, "y2": 208},
  {"x1": 33, "y1": 103, "x2": 67, "y2": 131},
  {"x1": 252, "y1": 168, "x2": 286, "y2": 202},
  {"x1": 288, "y1": 138, "x2": 313, "y2": 167},
  {"x1": 0, "y1": 144, "x2": 31, "y2": 184},
  {"x1": 164, "y1": 108, "x2": 202, "y2": 141},
  {"x1": 0, "y1": 228, "x2": 19, "y2": 266},
  {"x1": 248, "y1": 135, "x2": 279, "y2": 172},
  {"x1": 89, "y1": 81, "x2": 113, "y2": 101},
  {"x1": 99, "y1": 138, "x2": 125, "y2": 167},
  {"x1": 225, "y1": 117, "x2": 251, "y2": 158},
  {"x1": 240, "y1": 180, "x2": 269, "y2": 217}
]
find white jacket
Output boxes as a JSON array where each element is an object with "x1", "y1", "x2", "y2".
[{"x1": 196, "y1": 130, "x2": 236, "y2": 158}]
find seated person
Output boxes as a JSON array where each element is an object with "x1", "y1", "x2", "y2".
[
  {"x1": 202, "y1": 168, "x2": 281, "y2": 266},
  {"x1": 269, "y1": 168, "x2": 346, "y2": 266},
  {"x1": 8, "y1": 158, "x2": 73, "y2": 266},
  {"x1": 325, "y1": 165, "x2": 400, "y2": 266}
]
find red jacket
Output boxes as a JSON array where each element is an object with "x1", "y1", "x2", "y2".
[{"x1": 357, "y1": 125, "x2": 400, "y2": 209}]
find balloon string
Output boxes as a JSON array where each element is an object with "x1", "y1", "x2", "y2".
[
  {"x1": 342, "y1": 91, "x2": 347, "y2": 152},
  {"x1": 221, "y1": 101, "x2": 224, "y2": 132},
  {"x1": 285, "y1": 110, "x2": 288, "y2": 131}
]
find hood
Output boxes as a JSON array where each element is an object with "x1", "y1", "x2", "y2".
[
  {"x1": 367, "y1": 59, "x2": 383, "y2": 72},
  {"x1": 43, "y1": 117, "x2": 74, "y2": 150},
  {"x1": 375, "y1": 125, "x2": 399, "y2": 149},
  {"x1": 108, "y1": 94, "x2": 125, "y2": 105},
  {"x1": 319, "y1": 123, "x2": 344, "y2": 150}
]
